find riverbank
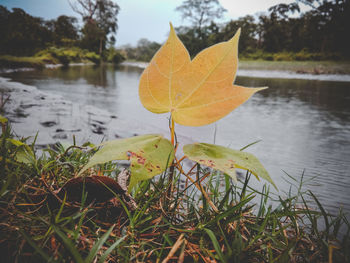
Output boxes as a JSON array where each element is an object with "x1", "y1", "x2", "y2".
[
  {"x1": 0, "y1": 77, "x2": 134, "y2": 147},
  {"x1": 0, "y1": 48, "x2": 100, "y2": 69},
  {"x1": 122, "y1": 60, "x2": 350, "y2": 82},
  {"x1": 0, "y1": 47, "x2": 125, "y2": 70},
  {"x1": 2, "y1": 63, "x2": 350, "y2": 216},
  {"x1": 1, "y1": 65, "x2": 349, "y2": 262},
  {"x1": 1, "y1": 113, "x2": 349, "y2": 262},
  {"x1": 240, "y1": 60, "x2": 350, "y2": 75}
]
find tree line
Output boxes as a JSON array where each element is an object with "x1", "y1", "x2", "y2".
[
  {"x1": 1, "y1": 0, "x2": 349, "y2": 62},
  {"x1": 124, "y1": 0, "x2": 350, "y2": 61},
  {"x1": 0, "y1": 0, "x2": 123, "y2": 63}
]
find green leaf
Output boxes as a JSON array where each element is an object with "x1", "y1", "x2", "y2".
[
  {"x1": 79, "y1": 134, "x2": 174, "y2": 191},
  {"x1": 183, "y1": 143, "x2": 276, "y2": 188},
  {"x1": 0, "y1": 115, "x2": 8, "y2": 124},
  {"x1": 7, "y1": 139, "x2": 35, "y2": 164},
  {"x1": 7, "y1": 138, "x2": 25, "y2": 147}
]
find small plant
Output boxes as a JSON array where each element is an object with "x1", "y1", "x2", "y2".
[
  {"x1": 1, "y1": 24, "x2": 350, "y2": 263},
  {"x1": 80, "y1": 23, "x2": 274, "y2": 192}
]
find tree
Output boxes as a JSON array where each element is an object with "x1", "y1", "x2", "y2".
[
  {"x1": 0, "y1": 6, "x2": 53, "y2": 55},
  {"x1": 52, "y1": 15, "x2": 78, "y2": 46},
  {"x1": 69, "y1": 0, "x2": 120, "y2": 55},
  {"x1": 218, "y1": 16, "x2": 258, "y2": 53},
  {"x1": 175, "y1": 0, "x2": 226, "y2": 57},
  {"x1": 135, "y1": 38, "x2": 161, "y2": 61},
  {"x1": 175, "y1": 0, "x2": 226, "y2": 30}
]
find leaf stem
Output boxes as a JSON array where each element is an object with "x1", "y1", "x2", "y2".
[{"x1": 170, "y1": 115, "x2": 175, "y2": 146}]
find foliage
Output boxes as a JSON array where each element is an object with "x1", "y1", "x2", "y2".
[
  {"x1": 82, "y1": 24, "x2": 272, "y2": 200},
  {"x1": 0, "y1": 4, "x2": 123, "y2": 64},
  {"x1": 106, "y1": 47, "x2": 125, "y2": 64},
  {"x1": 49, "y1": 15, "x2": 79, "y2": 47},
  {"x1": 183, "y1": 143, "x2": 275, "y2": 187},
  {"x1": 120, "y1": 39, "x2": 161, "y2": 62},
  {"x1": 0, "y1": 55, "x2": 46, "y2": 69},
  {"x1": 1, "y1": 22, "x2": 350, "y2": 261},
  {"x1": 173, "y1": 0, "x2": 350, "y2": 59},
  {"x1": 84, "y1": 51, "x2": 101, "y2": 64},
  {"x1": 70, "y1": 0, "x2": 120, "y2": 55},
  {"x1": 175, "y1": 0, "x2": 227, "y2": 30},
  {"x1": 79, "y1": 135, "x2": 175, "y2": 191},
  {"x1": 35, "y1": 47, "x2": 101, "y2": 65},
  {"x1": 0, "y1": 121, "x2": 349, "y2": 262},
  {"x1": 0, "y1": 6, "x2": 53, "y2": 56}
]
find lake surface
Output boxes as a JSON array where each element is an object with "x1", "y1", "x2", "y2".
[{"x1": 3, "y1": 64, "x2": 350, "y2": 217}]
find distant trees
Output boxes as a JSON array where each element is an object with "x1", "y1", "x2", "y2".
[
  {"x1": 218, "y1": 16, "x2": 258, "y2": 53},
  {"x1": 0, "y1": 6, "x2": 79, "y2": 55},
  {"x1": 0, "y1": 6, "x2": 52, "y2": 55},
  {"x1": 51, "y1": 15, "x2": 79, "y2": 46},
  {"x1": 1, "y1": 0, "x2": 349, "y2": 61},
  {"x1": 172, "y1": 0, "x2": 350, "y2": 59},
  {"x1": 175, "y1": 0, "x2": 226, "y2": 30},
  {"x1": 121, "y1": 39, "x2": 161, "y2": 62},
  {"x1": 258, "y1": 0, "x2": 350, "y2": 56},
  {"x1": 0, "y1": 1, "x2": 122, "y2": 59},
  {"x1": 175, "y1": 0, "x2": 227, "y2": 56},
  {"x1": 69, "y1": 0, "x2": 120, "y2": 55}
]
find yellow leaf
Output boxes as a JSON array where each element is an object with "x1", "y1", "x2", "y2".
[
  {"x1": 139, "y1": 23, "x2": 190, "y2": 114},
  {"x1": 139, "y1": 24, "x2": 267, "y2": 126}
]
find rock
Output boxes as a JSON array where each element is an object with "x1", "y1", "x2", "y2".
[{"x1": 40, "y1": 121, "x2": 57, "y2": 127}]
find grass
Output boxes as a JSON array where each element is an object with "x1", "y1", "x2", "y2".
[
  {"x1": 0, "y1": 120, "x2": 349, "y2": 262},
  {"x1": 0, "y1": 55, "x2": 46, "y2": 69},
  {"x1": 0, "y1": 48, "x2": 101, "y2": 69},
  {"x1": 0, "y1": 47, "x2": 125, "y2": 70}
]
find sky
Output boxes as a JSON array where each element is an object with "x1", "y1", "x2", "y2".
[{"x1": 1, "y1": 0, "x2": 308, "y2": 47}]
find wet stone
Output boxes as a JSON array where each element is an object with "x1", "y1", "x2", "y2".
[
  {"x1": 53, "y1": 133, "x2": 68, "y2": 139},
  {"x1": 40, "y1": 121, "x2": 57, "y2": 127},
  {"x1": 20, "y1": 103, "x2": 40, "y2": 109},
  {"x1": 91, "y1": 123, "x2": 106, "y2": 134}
]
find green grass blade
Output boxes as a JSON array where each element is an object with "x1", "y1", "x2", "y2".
[
  {"x1": 85, "y1": 225, "x2": 115, "y2": 263},
  {"x1": 19, "y1": 230, "x2": 54, "y2": 262},
  {"x1": 204, "y1": 228, "x2": 226, "y2": 262},
  {"x1": 55, "y1": 192, "x2": 67, "y2": 223},
  {"x1": 51, "y1": 225, "x2": 84, "y2": 263},
  {"x1": 97, "y1": 235, "x2": 126, "y2": 263},
  {"x1": 239, "y1": 140, "x2": 261, "y2": 151},
  {"x1": 308, "y1": 190, "x2": 330, "y2": 237}
]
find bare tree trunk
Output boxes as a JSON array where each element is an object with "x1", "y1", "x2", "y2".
[{"x1": 99, "y1": 37, "x2": 103, "y2": 56}]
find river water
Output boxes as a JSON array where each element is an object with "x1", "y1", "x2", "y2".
[{"x1": 2, "y1": 64, "x2": 350, "y2": 217}]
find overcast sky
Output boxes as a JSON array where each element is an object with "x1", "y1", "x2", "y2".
[{"x1": 1, "y1": 0, "x2": 309, "y2": 46}]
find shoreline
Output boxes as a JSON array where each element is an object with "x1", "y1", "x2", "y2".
[
  {"x1": 122, "y1": 60, "x2": 350, "y2": 82},
  {"x1": 0, "y1": 76, "x2": 135, "y2": 147}
]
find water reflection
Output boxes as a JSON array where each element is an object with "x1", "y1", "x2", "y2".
[
  {"x1": 3, "y1": 64, "x2": 350, "y2": 217},
  {"x1": 237, "y1": 76, "x2": 350, "y2": 122}
]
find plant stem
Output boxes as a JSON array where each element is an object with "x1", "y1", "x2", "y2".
[
  {"x1": 170, "y1": 115, "x2": 175, "y2": 146},
  {"x1": 166, "y1": 114, "x2": 176, "y2": 201}
]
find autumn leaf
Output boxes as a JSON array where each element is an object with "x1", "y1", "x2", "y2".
[
  {"x1": 139, "y1": 23, "x2": 266, "y2": 126},
  {"x1": 79, "y1": 134, "x2": 174, "y2": 191}
]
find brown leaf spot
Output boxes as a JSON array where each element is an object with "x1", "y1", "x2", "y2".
[{"x1": 129, "y1": 151, "x2": 146, "y2": 165}]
